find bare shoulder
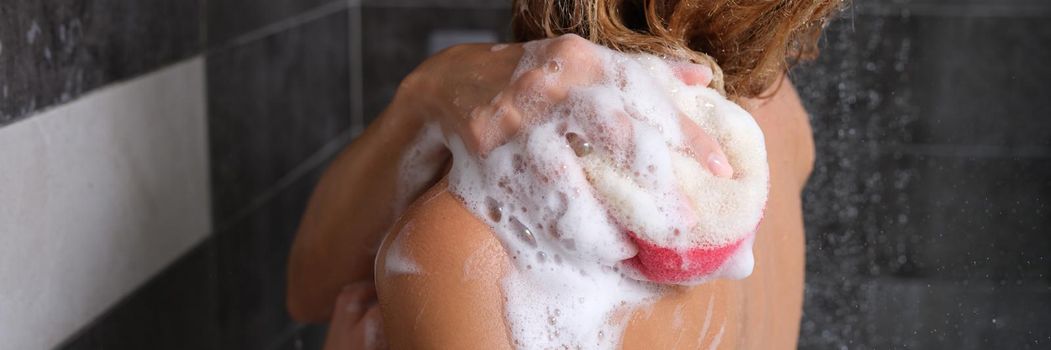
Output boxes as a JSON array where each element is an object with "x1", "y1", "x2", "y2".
[
  {"x1": 745, "y1": 76, "x2": 815, "y2": 190},
  {"x1": 375, "y1": 179, "x2": 513, "y2": 350}
]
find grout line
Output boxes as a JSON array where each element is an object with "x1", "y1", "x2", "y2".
[
  {"x1": 52, "y1": 236, "x2": 219, "y2": 349},
  {"x1": 214, "y1": 0, "x2": 349, "y2": 52},
  {"x1": 214, "y1": 126, "x2": 361, "y2": 233}
]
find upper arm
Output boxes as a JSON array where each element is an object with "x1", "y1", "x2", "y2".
[{"x1": 375, "y1": 182, "x2": 514, "y2": 350}]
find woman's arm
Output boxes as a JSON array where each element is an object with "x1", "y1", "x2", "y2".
[
  {"x1": 374, "y1": 181, "x2": 514, "y2": 349},
  {"x1": 287, "y1": 35, "x2": 732, "y2": 322},
  {"x1": 285, "y1": 88, "x2": 434, "y2": 322}
]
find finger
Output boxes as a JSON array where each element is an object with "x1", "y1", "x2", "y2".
[
  {"x1": 334, "y1": 282, "x2": 378, "y2": 325},
  {"x1": 323, "y1": 283, "x2": 379, "y2": 350},
  {"x1": 678, "y1": 115, "x2": 733, "y2": 178},
  {"x1": 671, "y1": 62, "x2": 714, "y2": 87},
  {"x1": 356, "y1": 305, "x2": 387, "y2": 350},
  {"x1": 466, "y1": 101, "x2": 525, "y2": 155}
]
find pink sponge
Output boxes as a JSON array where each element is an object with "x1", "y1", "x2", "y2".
[
  {"x1": 625, "y1": 231, "x2": 751, "y2": 284},
  {"x1": 578, "y1": 83, "x2": 769, "y2": 284}
]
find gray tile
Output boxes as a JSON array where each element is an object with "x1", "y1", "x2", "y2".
[
  {"x1": 803, "y1": 151, "x2": 1051, "y2": 282},
  {"x1": 361, "y1": 6, "x2": 511, "y2": 125},
  {"x1": 908, "y1": 16, "x2": 1051, "y2": 150},
  {"x1": 57, "y1": 154, "x2": 335, "y2": 350},
  {"x1": 800, "y1": 277, "x2": 1051, "y2": 349},
  {"x1": 0, "y1": 0, "x2": 202, "y2": 125},
  {"x1": 893, "y1": 155, "x2": 1051, "y2": 283},
  {"x1": 206, "y1": 0, "x2": 345, "y2": 47},
  {"x1": 57, "y1": 241, "x2": 220, "y2": 350},
  {"x1": 215, "y1": 165, "x2": 326, "y2": 350},
  {"x1": 798, "y1": 12, "x2": 1051, "y2": 280},
  {"x1": 206, "y1": 10, "x2": 352, "y2": 225},
  {"x1": 793, "y1": 14, "x2": 1051, "y2": 152}
]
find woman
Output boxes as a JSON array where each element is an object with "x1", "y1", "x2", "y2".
[{"x1": 287, "y1": 0, "x2": 840, "y2": 348}]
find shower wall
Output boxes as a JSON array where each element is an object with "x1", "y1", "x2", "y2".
[
  {"x1": 793, "y1": 1, "x2": 1051, "y2": 348},
  {"x1": 1, "y1": 0, "x2": 355, "y2": 348},
  {"x1": 1, "y1": 0, "x2": 1047, "y2": 349}
]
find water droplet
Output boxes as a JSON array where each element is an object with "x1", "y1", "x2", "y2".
[
  {"x1": 510, "y1": 216, "x2": 537, "y2": 247},
  {"x1": 486, "y1": 197, "x2": 503, "y2": 222},
  {"x1": 565, "y1": 132, "x2": 592, "y2": 157},
  {"x1": 546, "y1": 60, "x2": 563, "y2": 73},
  {"x1": 537, "y1": 251, "x2": 547, "y2": 263}
]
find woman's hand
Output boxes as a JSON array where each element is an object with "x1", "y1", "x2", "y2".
[
  {"x1": 322, "y1": 282, "x2": 386, "y2": 350},
  {"x1": 402, "y1": 34, "x2": 733, "y2": 177},
  {"x1": 287, "y1": 34, "x2": 736, "y2": 327}
]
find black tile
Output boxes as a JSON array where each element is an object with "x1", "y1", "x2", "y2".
[
  {"x1": 793, "y1": 14, "x2": 1051, "y2": 151},
  {"x1": 0, "y1": 0, "x2": 202, "y2": 126},
  {"x1": 361, "y1": 6, "x2": 512, "y2": 125},
  {"x1": 797, "y1": 14, "x2": 1051, "y2": 282},
  {"x1": 215, "y1": 164, "x2": 326, "y2": 349},
  {"x1": 800, "y1": 277, "x2": 1051, "y2": 350},
  {"x1": 796, "y1": 10, "x2": 1051, "y2": 349},
  {"x1": 803, "y1": 151, "x2": 1051, "y2": 282},
  {"x1": 58, "y1": 241, "x2": 220, "y2": 350},
  {"x1": 893, "y1": 155, "x2": 1051, "y2": 282},
  {"x1": 908, "y1": 16, "x2": 1051, "y2": 150},
  {"x1": 207, "y1": 10, "x2": 352, "y2": 225},
  {"x1": 206, "y1": 0, "x2": 344, "y2": 47}
]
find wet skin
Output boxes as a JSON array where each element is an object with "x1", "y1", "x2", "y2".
[{"x1": 369, "y1": 76, "x2": 813, "y2": 349}]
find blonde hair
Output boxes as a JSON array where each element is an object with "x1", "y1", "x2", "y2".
[{"x1": 511, "y1": 0, "x2": 841, "y2": 97}]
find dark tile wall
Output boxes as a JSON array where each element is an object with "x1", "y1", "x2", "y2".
[
  {"x1": 56, "y1": 0, "x2": 357, "y2": 349},
  {"x1": 0, "y1": 0, "x2": 202, "y2": 126},
  {"x1": 207, "y1": 0, "x2": 342, "y2": 47},
  {"x1": 207, "y1": 9, "x2": 351, "y2": 226},
  {"x1": 793, "y1": 3, "x2": 1051, "y2": 348},
  {"x1": 361, "y1": 4, "x2": 511, "y2": 123},
  {"x1": 60, "y1": 241, "x2": 220, "y2": 349},
  {"x1": 204, "y1": 4, "x2": 356, "y2": 346}
]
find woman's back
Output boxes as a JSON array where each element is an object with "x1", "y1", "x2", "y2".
[{"x1": 375, "y1": 76, "x2": 814, "y2": 349}]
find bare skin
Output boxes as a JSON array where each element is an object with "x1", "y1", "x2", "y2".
[
  {"x1": 287, "y1": 35, "x2": 731, "y2": 324},
  {"x1": 288, "y1": 36, "x2": 812, "y2": 348},
  {"x1": 372, "y1": 76, "x2": 812, "y2": 349}
]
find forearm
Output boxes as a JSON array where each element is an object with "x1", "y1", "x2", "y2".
[{"x1": 286, "y1": 83, "x2": 442, "y2": 322}]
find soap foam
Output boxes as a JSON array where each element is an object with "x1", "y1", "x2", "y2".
[{"x1": 403, "y1": 37, "x2": 768, "y2": 349}]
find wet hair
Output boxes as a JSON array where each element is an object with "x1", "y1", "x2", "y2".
[{"x1": 511, "y1": 0, "x2": 842, "y2": 97}]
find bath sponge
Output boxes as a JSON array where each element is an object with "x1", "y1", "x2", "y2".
[{"x1": 581, "y1": 83, "x2": 769, "y2": 284}]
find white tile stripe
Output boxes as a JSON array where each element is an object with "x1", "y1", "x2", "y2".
[{"x1": 0, "y1": 57, "x2": 211, "y2": 350}]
